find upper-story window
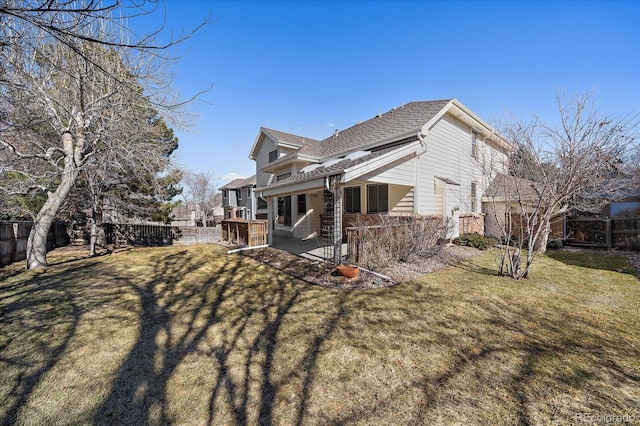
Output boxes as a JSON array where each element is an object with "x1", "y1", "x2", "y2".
[
  {"x1": 471, "y1": 130, "x2": 478, "y2": 158},
  {"x1": 269, "y1": 149, "x2": 278, "y2": 163},
  {"x1": 222, "y1": 189, "x2": 228, "y2": 199},
  {"x1": 238, "y1": 188, "x2": 242, "y2": 200}
]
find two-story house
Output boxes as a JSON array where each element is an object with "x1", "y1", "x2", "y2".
[
  {"x1": 220, "y1": 175, "x2": 257, "y2": 220},
  {"x1": 249, "y1": 99, "x2": 513, "y2": 247}
]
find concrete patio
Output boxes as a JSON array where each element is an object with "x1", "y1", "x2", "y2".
[{"x1": 271, "y1": 235, "x2": 347, "y2": 263}]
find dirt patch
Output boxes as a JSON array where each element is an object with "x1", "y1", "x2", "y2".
[{"x1": 234, "y1": 244, "x2": 482, "y2": 290}]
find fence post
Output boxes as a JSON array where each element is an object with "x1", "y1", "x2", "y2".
[{"x1": 606, "y1": 218, "x2": 612, "y2": 250}]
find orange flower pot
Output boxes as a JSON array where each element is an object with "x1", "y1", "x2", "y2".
[{"x1": 336, "y1": 265, "x2": 360, "y2": 278}]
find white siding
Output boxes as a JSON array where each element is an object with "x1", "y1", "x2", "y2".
[
  {"x1": 417, "y1": 115, "x2": 508, "y2": 216},
  {"x1": 255, "y1": 135, "x2": 277, "y2": 188},
  {"x1": 358, "y1": 156, "x2": 416, "y2": 186},
  {"x1": 291, "y1": 192, "x2": 323, "y2": 239},
  {"x1": 254, "y1": 135, "x2": 297, "y2": 188},
  {"x1": 389, "y1": 186, "x2": 414, "y2": 215}
]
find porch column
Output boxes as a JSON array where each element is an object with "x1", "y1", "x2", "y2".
[{"x1": 267, "y1": 196, "x2": 273, "y2": 246}]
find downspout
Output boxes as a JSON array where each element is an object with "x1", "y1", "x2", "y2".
[{"x1": 415, "y1": 129, "x2": 429, "y2": 215}]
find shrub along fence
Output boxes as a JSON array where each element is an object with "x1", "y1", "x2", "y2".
[{"x1": 0, "y1": 221, "x2": 69, "y2": 267}]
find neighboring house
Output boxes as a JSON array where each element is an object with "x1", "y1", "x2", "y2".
[
  {"x1": 482, "y1": 173, "x2": 565, "y2": 241},
  {"x1": 171, "y1": 193, "x2": 223, "y2": 227},
  {"x1": 249, "y1": 99, "x2": 514, "y2": 246},
  {"x1": 220, "y1": 175, "x2": 257, "y2": 220}
]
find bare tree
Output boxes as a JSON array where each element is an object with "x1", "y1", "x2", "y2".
[
  {"x1": 0, "y1": 1, "x2": 203, "y2": 269},
  {"x1": 483, "y1": 90, "x2": 639, "y2": 279},
  {"x1": 181, "y1": 170, "x2": 218, "y2": 227}
]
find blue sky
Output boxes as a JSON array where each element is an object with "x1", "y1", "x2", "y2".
[{"x1": 144, "y1": 0, "x2": 640, "y2": 184}]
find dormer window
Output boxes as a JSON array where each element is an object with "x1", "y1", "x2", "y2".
[{"x1": 269, "y1": 149, "x2": 278, "y2": 163}]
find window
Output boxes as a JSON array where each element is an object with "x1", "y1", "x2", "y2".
[
  {"x1": 235, "y1": 210, "x2": 242, "y2": 218},
  {"x1": 237, "y1": 188, "x2": 242, "y2": 200},
  {"x1": 269, "y1": 149, "x2": 278, "y2": 163},
  {"x1": 471, "y1": 130, "x2": 478, "y2": 158},
  {"x1": 277, "y1": 196, "x2": 292, "y2": 226},
  {"x1": 222, "y1": 189, "x2": 227, "y2": 199},
  {"x1": 471, "y1": 182, "x2": 478, "y2": 213},
  {"x1": 343, "y1": 186, "x2": 361, "y2": 213},
  {"x1": 257, "y1": 197, "x2": 268, "y2": 209},
  {"x1": 367, "y1": 184, "x2": 388, "y2": 214},
  {"x1": 297, "y1": 194, "x2": 307, "y2": 215}
]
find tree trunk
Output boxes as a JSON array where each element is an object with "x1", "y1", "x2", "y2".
[
  {"x1": 26, "y1": 132, "x2": 82, "y2": 270},
  {"x1": 89, "y1": 204, "x2": 97, "y2": 256}
]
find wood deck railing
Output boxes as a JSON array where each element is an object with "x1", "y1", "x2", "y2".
[{"x1": 221, "y1": 219, "x2": 267, "y2": 247}]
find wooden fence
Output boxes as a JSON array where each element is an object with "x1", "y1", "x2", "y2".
[
  {"x1": 221, "y1": 219, "x2": 267, "y2": 247},
  {"x1": 102, "y1": 223, "x2": 175, "y2": 247},
  {"x1": 0, "y1": 221, "x2": 69, "y2": 267},
  {"x1": 173, "y1": 226, "x2": 221, "y2": 245},
  {"x1": 567, "y1": 216, "x2": 640, "y2": 249}
]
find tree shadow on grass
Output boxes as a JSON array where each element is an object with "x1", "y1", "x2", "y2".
[
  {"x1": 546, "y1": 249, "x2": 639, "y2": 276},
  {"x1": 0, "y1": 260, "x2": 123, "y2": 426},
  {"x1": 4, "y1": 245, "x2": 638, "y2": 425},
  {"x1": 93, "y1": 249, "x2": 348, "y2": 426}
]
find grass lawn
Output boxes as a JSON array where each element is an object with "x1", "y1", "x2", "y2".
[{"x1": 1, "y1": 245, "x2": 639, "y2": 425}]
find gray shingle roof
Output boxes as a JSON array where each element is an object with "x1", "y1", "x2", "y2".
[
  {"x1": 220, "y1": 175, "x2": 256, "y2": 190},
  {"x1": 483, "y1": 173, "x2": 540, "y2": 199},
  {"x1": 267, "y1": 143, "x2": 413, "y2": 188},
  {"x1": 262, "y1": 128, "x2": 321, "y2": 148},
  {"x1": 304, "y1": 100, "x2": 451, "y2": 159}
]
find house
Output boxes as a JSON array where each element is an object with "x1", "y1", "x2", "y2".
[
  {"x1": 482, "y1": 173, "x2": 565, "y2": 242},
  {"x1": 248, "y1": 99, "x2": 514, "y2": 251},
  {"x1": 220, "y1": 175, "x2": 257, "y2": 220},
  {"x1": 170, "y1": 194, "x2": 223, "y2": 227}
]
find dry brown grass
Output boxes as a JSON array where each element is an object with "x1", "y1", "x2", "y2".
[{"x1": 1, "y1": 245, "x2": 639, "y2": 425}]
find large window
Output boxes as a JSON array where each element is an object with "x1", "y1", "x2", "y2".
[
  {"x1": 297, "y1": 194, "x2": 307, "y2": 215},
  {"x1": 471, "y1": 182, "x2": 478, "y2": 213},
  {"x1": 257, "y1": 197, "x2": 268, "y2": 209},
  {"x1": 277, "y1": 196, "x2": 292, "y2": 227},
  {"x1": 367, "y1": 184, "x2": 388, "y2": 214},
  {"x1": 269, "y1": 149, "x2": 278, "y2": 163},
  {"x1": 344, "y1": 186, "x2": 361, "y2": 213}
]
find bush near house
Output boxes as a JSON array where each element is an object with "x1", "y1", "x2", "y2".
[{"x1": 455, "y1": 233, "x2": 498, "y2": 250}]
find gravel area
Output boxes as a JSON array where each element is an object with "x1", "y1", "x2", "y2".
[
  {"x1": 222, "y1": 242, "x2": 639, "y2": 290},
  {"x1": 624, "y1": 252, "x2": 640, "y2": 275},
  {"x1": 236, "y1": 244, "x2": 482, "y2": 290}
]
